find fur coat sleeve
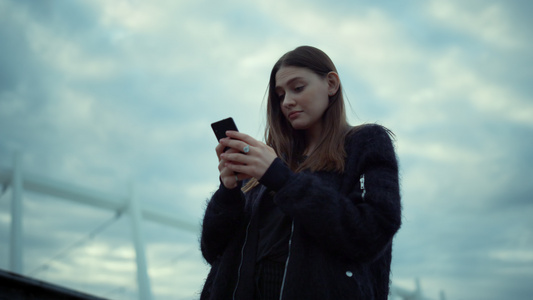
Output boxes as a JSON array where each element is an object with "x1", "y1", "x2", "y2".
[
  {"x1": 259, "y1": 124, "x2": 401, "y2": 262},
  {"x1": 200, "y1": 183, "x2": 246, "y2": 265}
]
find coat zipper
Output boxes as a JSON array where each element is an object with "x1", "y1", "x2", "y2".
[
  {"x1": 360, "y1": 174, "x2": 366, "y2": 201},
  {"x1": 279, "y1": 220, "x2": 295, "y2": 300},
  {"x1": 233, "y1": 220, "x2": 252, "y2": 300}
]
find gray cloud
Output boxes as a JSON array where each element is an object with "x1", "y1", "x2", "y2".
[{"x1": 1, "y1": 0, "x2": 532, "y2": 299}]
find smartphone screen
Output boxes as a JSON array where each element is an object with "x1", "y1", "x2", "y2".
[{"x1": 211, "y1": 117, "x2": 238, "y2": 141}]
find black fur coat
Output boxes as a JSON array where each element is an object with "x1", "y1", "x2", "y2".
[{"x1": 200, "y1": 124, "x2": 401, "y2": 300}]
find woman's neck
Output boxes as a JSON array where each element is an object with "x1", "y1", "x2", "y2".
[{"x1": 304, "y1": 124, "x2": 323, "y2": 156}]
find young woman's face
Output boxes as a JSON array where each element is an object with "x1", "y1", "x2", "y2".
[{"x1": 275, "y1": 66, "x2": 331, "y2": 133}]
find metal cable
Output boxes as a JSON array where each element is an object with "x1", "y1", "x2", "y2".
[{"x1": 27, "y1": 211, "x2": 123, "y2": 277}]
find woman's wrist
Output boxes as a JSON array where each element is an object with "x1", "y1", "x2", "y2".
[
  {"x1": 219, "y1": 176, "x2": 242, "y2": 190},
  {"x1": 259, "y1": 158, "x2": 292, "y2": 192}
]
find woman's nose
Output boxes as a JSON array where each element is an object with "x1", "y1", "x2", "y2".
[{"x1": 282, "y1": 95, "x2": 296, "y2": 108}]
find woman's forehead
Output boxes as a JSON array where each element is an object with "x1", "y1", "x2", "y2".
[{"x1": 275, "y1": 66, "x2": 315, "y2": 88}]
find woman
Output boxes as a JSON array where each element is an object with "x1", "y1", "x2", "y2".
[{"x1": 200, "y1": 46, "x2": 401, "y2": 300}]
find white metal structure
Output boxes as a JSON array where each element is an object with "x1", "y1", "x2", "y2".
[
  {"x1": 389, "y1": 278, "x2": 423, "y2": 300},
  {"x1": 0, "y1": 153, "x2": 197, "y2": 300},
  {"x1": 388, "y1": 278, "x2": 447, "y2": 300}
]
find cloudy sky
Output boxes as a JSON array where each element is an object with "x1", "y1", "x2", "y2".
[{"x1": 1, "y1": 0, "x2": 532, "y2": 299}]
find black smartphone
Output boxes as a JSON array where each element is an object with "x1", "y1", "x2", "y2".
[{"x1": 211, "y1": 117, "x2": 239, "y2": 141}]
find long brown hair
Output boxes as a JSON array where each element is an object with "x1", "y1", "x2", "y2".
[{"x1": 244, "y1": 46, "x2": 352, "y2": 192}]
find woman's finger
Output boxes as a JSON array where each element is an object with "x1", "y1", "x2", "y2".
[
  {"x1": 215, "y1": 142, "x2": 226, "y2": 159},
  {"x1": 221, "y1": 168, "x2": 250, "y2": 189},
  {"x1": 220, "y1": 138, "x2": 253, "y2": 154},
  {"x1": 221, "y1": 151, "x2": 252, "y2": 166},
  {"x1": 224, "y1": 146, "x2": 277, "y2": 179},
  {"x1": 218, "y1": 164, "x2": 236, "y2": 188},
  {"x1": 216, "y1": 140, "x2": 240, "y2": 160},
  {"x1": 225, "y1": 131, "x2": 260, "y2": 146}
]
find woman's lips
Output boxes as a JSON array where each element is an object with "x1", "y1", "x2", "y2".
[{"x1": 288, "y1": 111, "x2": 302, "y2": 120}]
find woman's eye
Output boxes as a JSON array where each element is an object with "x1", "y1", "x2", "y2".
[
  {"x1": 294, "y1": 86, "x2": 304, "y2": 92},
  {"x1": 278, "y1": 94, "x2": 285, "y2": 100}
]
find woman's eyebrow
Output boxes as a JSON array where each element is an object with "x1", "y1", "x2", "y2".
[{"x1": 275, "y1": 77, "x2": 304, "y2": 89}]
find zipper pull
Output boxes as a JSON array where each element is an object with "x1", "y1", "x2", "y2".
[{"x1": 360, "y1": 174, "x2": 366, "y2": 201}]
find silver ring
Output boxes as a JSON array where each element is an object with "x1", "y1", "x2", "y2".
[
  {"x1": 235, "y1": 175, "x2": 239, "y2": 182},
  {"x1": 243, "y1": 145, "x2": 250, "y2": 154}
]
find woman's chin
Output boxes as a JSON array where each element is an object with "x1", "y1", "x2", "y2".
[{"x1": 290, "y1": 123, "x2": 307, "y2": 130}]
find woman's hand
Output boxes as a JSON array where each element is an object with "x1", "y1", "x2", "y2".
[
  {"x1": 216, "y1": 141, "x2": 242, "y2": 189},
  {"x1": 219, "y1": 131, "x2": 277, "y2": 181}
]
